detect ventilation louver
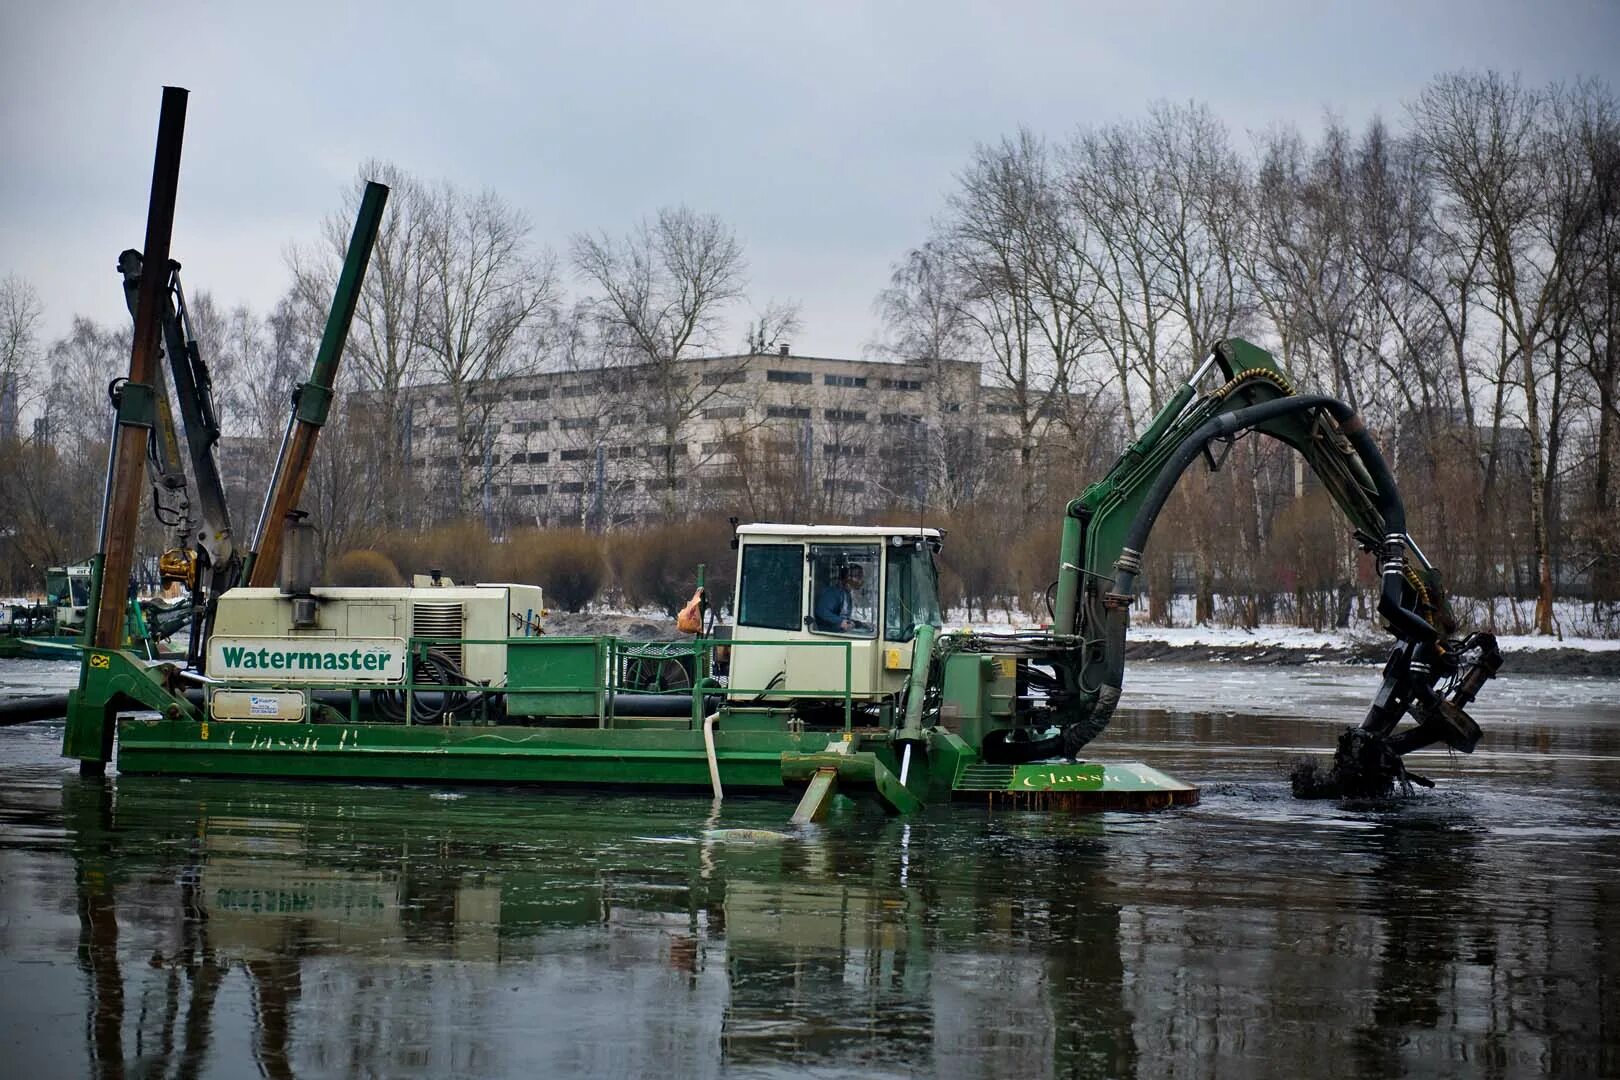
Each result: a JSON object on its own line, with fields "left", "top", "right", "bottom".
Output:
{"left": 411, "top": 602, "right": 464, "bottom": 670}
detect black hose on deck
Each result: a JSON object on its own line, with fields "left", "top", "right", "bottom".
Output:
{"left": 0, "top": 694, "right": 70, "bottom": 726}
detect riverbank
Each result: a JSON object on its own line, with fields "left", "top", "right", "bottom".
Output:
{"left": 1121, "top": 638, "right": 1620, "bottom": 676}
{"left": 542, "top": 611, "right": 1620, "bottom": 677}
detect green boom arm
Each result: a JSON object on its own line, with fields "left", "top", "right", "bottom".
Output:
{"left": 971, "top": 339, "right": 1499, "bottom": 789}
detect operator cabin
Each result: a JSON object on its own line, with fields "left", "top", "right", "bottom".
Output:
{"left": 728, "top": 524, "right": 944, "bottom": 704}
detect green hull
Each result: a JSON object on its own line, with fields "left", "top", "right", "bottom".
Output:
{"left": 78, "top": 644, "right": 1199, "bottom": 813}
{"left": 117, "top": 717, "right": 823, "bottom": 792}
{"left": 115, "top": 716, "right": 1199, "bottom": 811}
{"left": 0, "top": 634, "right": 81, "bottom": 660}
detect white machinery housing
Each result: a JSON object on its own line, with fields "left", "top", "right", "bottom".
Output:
{"left": 211, "top": 584, "right": 545, "bottom": 684}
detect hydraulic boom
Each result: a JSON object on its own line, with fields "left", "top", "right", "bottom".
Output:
{"left": 955, "top": 339, "right": 1501, "bottom": 795}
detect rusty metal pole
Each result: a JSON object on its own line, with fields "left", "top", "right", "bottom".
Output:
{"left": 245, "top": 180, "right": 388, "bottom": 588}
{"left": 91, "top": 86, "right": 188, "bottom": 650}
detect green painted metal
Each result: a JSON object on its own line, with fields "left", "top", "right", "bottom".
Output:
{"left": 64, "top": 617, "right": 1201, "bottom": 813}
{"left": 506, "top": 636, "right": 606, "bottom": 717}
{"left": 898, "top": 622, "right": 935, "bottom": 743}
{"left": 117, "top": 715, "right": 820, "bottom": 791}
{"left": 62, "top": 649, "right": 201, "bottom": 765}
{"left": 1003, "top": 763, "right": 1106, "bottom": 791}
{"left": 951, "top": 760, "right": 1198, "bottom": 808}
{"left": 779, "top": 748, "right": 923, "bottom": 815}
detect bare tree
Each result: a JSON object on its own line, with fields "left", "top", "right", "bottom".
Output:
{"left": 570, "top": 206, "right": 748, "bottom": 517}
{"left": 875, "top": 242, "right": 985, "bottom": 512}
{"left": 419, "top": 184, "right": 557, "bottom": 522}
{"left": 0, "top": 276, "right": 43, "bottom": 444}
{"left": 1411, "top": 73, "right": 1599, "bottom": 633}
{"left": 289, "top": 161, "right": 434, "bottom": 529}
{"left": 934, "top": 130, "right": 1093, "bottom": 515}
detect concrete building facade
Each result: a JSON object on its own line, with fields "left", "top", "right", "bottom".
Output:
{"left": 393, "top": 348, "right": 1052, "bottom": 527}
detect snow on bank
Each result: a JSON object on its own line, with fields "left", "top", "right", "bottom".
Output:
{"left": 942, "top": 595, "right": 1620, "bottom": 653}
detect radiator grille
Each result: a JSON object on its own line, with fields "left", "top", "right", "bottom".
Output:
{"left": 411, "top": 602, "right": 464, "bottom": 669}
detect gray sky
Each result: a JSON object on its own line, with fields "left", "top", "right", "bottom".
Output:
{"left": 4, "top": 0, "right": 1617, "bottom": 361}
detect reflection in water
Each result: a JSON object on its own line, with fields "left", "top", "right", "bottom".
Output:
{"left": 0, "top": 687, "right": 1614, "bottom": 1078}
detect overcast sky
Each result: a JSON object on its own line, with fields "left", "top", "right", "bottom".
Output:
{"left": 4, "top": 1, "right": 1617, "bottom": 361}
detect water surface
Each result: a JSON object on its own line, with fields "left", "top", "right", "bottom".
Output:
{"left": 1, "top": 660, "right": 1616, "bottom": 1078}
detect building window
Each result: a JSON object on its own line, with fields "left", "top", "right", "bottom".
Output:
{"left": 767, "top": 370, "right": 813, "bottom": 385}
{"left": 825, "top": 408, "right": 866, "bottom": 424}
{"left": 560, "top": 417, "right": 597, "bottom": 431}
{"left": 644, "top": 443, "right": 687, "bottom": 459}
{"left": 824, "top": 374, "right": 868, "bottom": 388}
{"left": 881, "top": 377, "right": 924, "bottom": 391}
{"left": 702, "top": 370, "right": 748, "bottom": 386}
{"left": 881, "top": 412, "right": 922, "bottom": 426}
{"left": 985, "top": 403, "right": 1019, "bottom": 416}
{"left": 560, "top": 448, "right": 590, "bottom": 462}
{"left": 821, "top": 479, "right": 867, "bottom": 493}
{"left": 560, "top": 384, "right": 592, "bottom": 397}
{"left": 703, "top": 405, "right": 746, "bottom": 420}
{"left": 823, "top": 444, "right": 865, "bottom": 458}
{"left": 511, "top": 419, "right": 549, "bottom": 434}
{"left": 514, "top": 450, "right": 549, "bottom": 464}
{"left": 766, "top": 405, "right": 811, "bottom": 420}
{"left": 511, "top": 483, "right": 550, "bottom": 496}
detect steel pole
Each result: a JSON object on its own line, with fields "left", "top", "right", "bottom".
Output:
{"left": 247, "top": 180, "right": 388, "bottom": 587}
{"left": 92, "top": 86, "right": 187, "bottom": 649}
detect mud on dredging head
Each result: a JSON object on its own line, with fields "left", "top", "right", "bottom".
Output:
{"left": 1290, "top": 727, "right": 1433, "bottom": 799}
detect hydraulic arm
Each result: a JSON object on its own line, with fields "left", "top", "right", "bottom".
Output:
{"left": 115, "top": 249, "right": 237, "bottom": 666}
{"left": 963, "top": 339, "right": 1500, "bottom": 794}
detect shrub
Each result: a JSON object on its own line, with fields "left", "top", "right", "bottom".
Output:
{"left": 502, "top": 528, "right": 606, "bottom": 612}
{"left": 327, "top": 549, "right": 404, "bottom": 587}
{"left": 607, "top": 520, "right": 735, "bottom": 615}
{"left": 375, "top": 522, "right": 497, "bottom": 586}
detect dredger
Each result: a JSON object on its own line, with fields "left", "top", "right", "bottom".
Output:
{"left": 56, "top": 88, "right": 1504, "bottom": 816}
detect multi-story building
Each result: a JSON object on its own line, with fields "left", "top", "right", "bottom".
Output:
{"left": 392, "top": 347, "right": 1081, "bottom": 528}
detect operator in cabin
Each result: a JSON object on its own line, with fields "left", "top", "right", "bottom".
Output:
{"left": 815, "top": 563, "right": 872, "bottom": 635}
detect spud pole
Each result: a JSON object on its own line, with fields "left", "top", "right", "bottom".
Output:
{"left": 244, "top": 180, "right": 388, "bottom": 587}
{"left": 89, "top": 86, "right": 188, "bottom": 651}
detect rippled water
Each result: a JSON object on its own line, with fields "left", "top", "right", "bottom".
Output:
{"left": 1, "top": 660, "right": 1617, "bottom": 1078}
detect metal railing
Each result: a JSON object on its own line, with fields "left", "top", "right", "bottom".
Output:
{"left": 306, "top": 634, "right": 862, "bottom": 732}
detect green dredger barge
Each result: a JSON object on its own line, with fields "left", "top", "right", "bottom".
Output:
{"left": 56, "top": 89, "right": 1501, "bottom": 814}
{"left": 65, "top": 333, "right": 1501, "bottom": 817}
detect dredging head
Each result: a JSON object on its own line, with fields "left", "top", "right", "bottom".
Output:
{"left": 1290, "top": 728, "right": 1434, "bottom": 799}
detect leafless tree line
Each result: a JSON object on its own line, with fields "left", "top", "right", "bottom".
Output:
{"left": 0, "top": 161, "right": 798, "bottom": 586}
{"left": 879, "top": 73, "right": 1619, "bottom": 633}
{"left": 0, "top": 70, "right": 1614, "bottom": 637}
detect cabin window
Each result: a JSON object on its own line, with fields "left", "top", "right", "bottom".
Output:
{"left": 884, "top": 542, "right": 943, "bottom": 642}
{"left": 738, "top": 544, "right": 803, "bottom": 632}
{"left": 808, "top": 544, "right": 879, "bottom": 637}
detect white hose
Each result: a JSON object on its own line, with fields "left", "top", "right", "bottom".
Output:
{"left": 899, "top": 742, "right": 913, "bottom": 787}
{"left": 703, "top": 711, "right": 723, "bottom": 801}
